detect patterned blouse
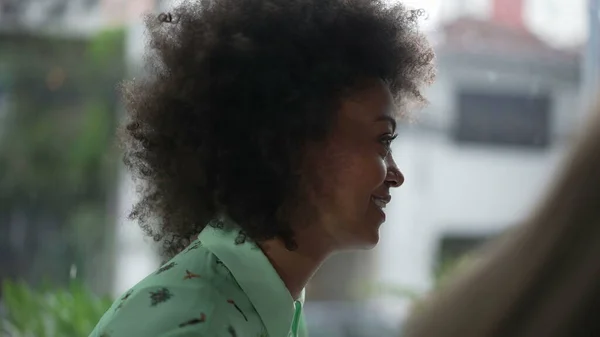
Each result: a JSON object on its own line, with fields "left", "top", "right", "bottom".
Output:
{"left": 89, "top": 221, "right": 307, "bottom": 337}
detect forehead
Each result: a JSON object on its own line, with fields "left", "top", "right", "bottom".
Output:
{"left": 337, "top": 80, "right": 396, "bottom": 126}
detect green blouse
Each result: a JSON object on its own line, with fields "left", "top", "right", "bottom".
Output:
{"left": 89, "top": 221, "right": 307, "bottom": 337}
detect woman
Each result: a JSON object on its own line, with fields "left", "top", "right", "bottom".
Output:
{"left": 89, "top": 0, "right": 435, "bottom": 336}
{"left": 402, "top": 108, "right": 600, "bottom": 337}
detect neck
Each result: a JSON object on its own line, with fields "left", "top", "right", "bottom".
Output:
{"left": 260, "top": 230, "right": 331, "bottom": 300}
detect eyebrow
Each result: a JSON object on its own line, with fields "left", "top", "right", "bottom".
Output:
{"left": 376, "top": 115, "right": 397, "bottom": 132}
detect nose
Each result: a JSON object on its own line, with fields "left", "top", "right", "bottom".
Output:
{"left": 385, "top": 155, "right": 404, "bottom": 188}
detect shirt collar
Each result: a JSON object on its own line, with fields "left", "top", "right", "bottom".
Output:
{"left": 199, "top": 220, "right": 305, "bottom": 337}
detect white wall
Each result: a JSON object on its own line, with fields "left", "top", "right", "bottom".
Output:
{"left": 112, "top": 172, "right": 160, "bottom": 298}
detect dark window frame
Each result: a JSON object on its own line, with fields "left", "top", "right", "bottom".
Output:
{"left": 453, "top": 91, "right": 552, "bottom": 148}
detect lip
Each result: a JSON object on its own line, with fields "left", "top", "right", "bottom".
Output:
{"left": 371, "top": 201, "right": 386, "bottom": 221}
{"left": 370, "top": 194, "right": 391, "bottom": 222}
{"left": 371, "top": 194, "right": 391, "bottom": 205}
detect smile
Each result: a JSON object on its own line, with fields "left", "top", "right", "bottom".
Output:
{"left": 371, "top": 196, "right": 390, "bottom": 209}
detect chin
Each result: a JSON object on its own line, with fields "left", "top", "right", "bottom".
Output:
{"left": 360, "top": 233, "right": 380, "bottom": 249}
{"left": 343, "top": 227, "right": 380, "bottom": 250}
{"left": 331, "top": 217, "right": 382, "bottom": 250}
{"left": 342, "top": 240, "right": 379, "bottom": 251}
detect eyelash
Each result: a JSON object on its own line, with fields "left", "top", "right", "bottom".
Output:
{"left": 379, "top": 133, "right": 398, "bottom": 154}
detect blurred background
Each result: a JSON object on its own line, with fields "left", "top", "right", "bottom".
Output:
{"left": 0, "top": 0, "right": 596, "bottom": 336}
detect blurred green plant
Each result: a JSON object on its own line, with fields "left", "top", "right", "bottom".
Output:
{"left": 0, "top": 279, "right": 112, "bottom": 337}
{"left": 0, "top": 28, "right": 126, "bottom": 293}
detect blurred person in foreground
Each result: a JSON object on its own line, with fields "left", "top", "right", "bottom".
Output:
{"left": 89, "top": 0, "right": 435, "bottom": 336}
{"left": 402, "top": 107, "right": 600, "bottom": 337}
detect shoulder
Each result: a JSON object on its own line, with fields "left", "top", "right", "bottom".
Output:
{"left": 91, "top": 242, "right": 244, "bottom": 337}
{"left": 94, "top": 283, "right": 234, "bottom": 337}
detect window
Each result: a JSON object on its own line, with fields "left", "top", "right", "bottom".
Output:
{"left": 453, "top": 92, "right": 551, "bottom": 148}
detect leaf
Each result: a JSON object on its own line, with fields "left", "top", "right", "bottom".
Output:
{"left": 1, "top": 280, "right": 113, "bottom": 337}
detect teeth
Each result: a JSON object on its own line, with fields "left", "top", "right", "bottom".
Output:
{"left": 372, "top": 198, "right": 387, "bottom": 209}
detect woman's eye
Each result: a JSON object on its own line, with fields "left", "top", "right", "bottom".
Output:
{"left": 379, "top": 133, "right": 398, "bottom": 154}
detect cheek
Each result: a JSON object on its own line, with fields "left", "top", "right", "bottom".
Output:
{"left": 302, "top": 151, "right": 355, "bottom": 201}
{"left": 302, "top": 143, "right": 386, "bottom": 206}
{"left": 347, "top": 145, "right": 387, "bottom": 180}
{"left": 334, "top": 153, "right": 387, "bottom": 197}
{"left": 372, "top": 156, "right": 388, "bottom": 184}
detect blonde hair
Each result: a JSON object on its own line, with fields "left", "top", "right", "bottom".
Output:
{"left": 403, "top": 108, "right": 600, "bottom": 337}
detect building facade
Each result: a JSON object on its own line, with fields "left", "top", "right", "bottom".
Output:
{"left": 377, "top": 0, "right": 581, "bottom": 301}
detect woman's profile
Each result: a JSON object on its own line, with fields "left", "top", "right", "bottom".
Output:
{"left": 89, "top": 0, "right": 435, "bottom": 336}
{"left": 402, "top": 108, "right": 600, "bottom": 337}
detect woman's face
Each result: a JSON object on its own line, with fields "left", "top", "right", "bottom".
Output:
{"left": 301, "top": 80, "right": 404, "bottom": 251}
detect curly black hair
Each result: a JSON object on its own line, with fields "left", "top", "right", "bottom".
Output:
{"left": 121, "top": 0, "right": 435, "bottom": 257}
